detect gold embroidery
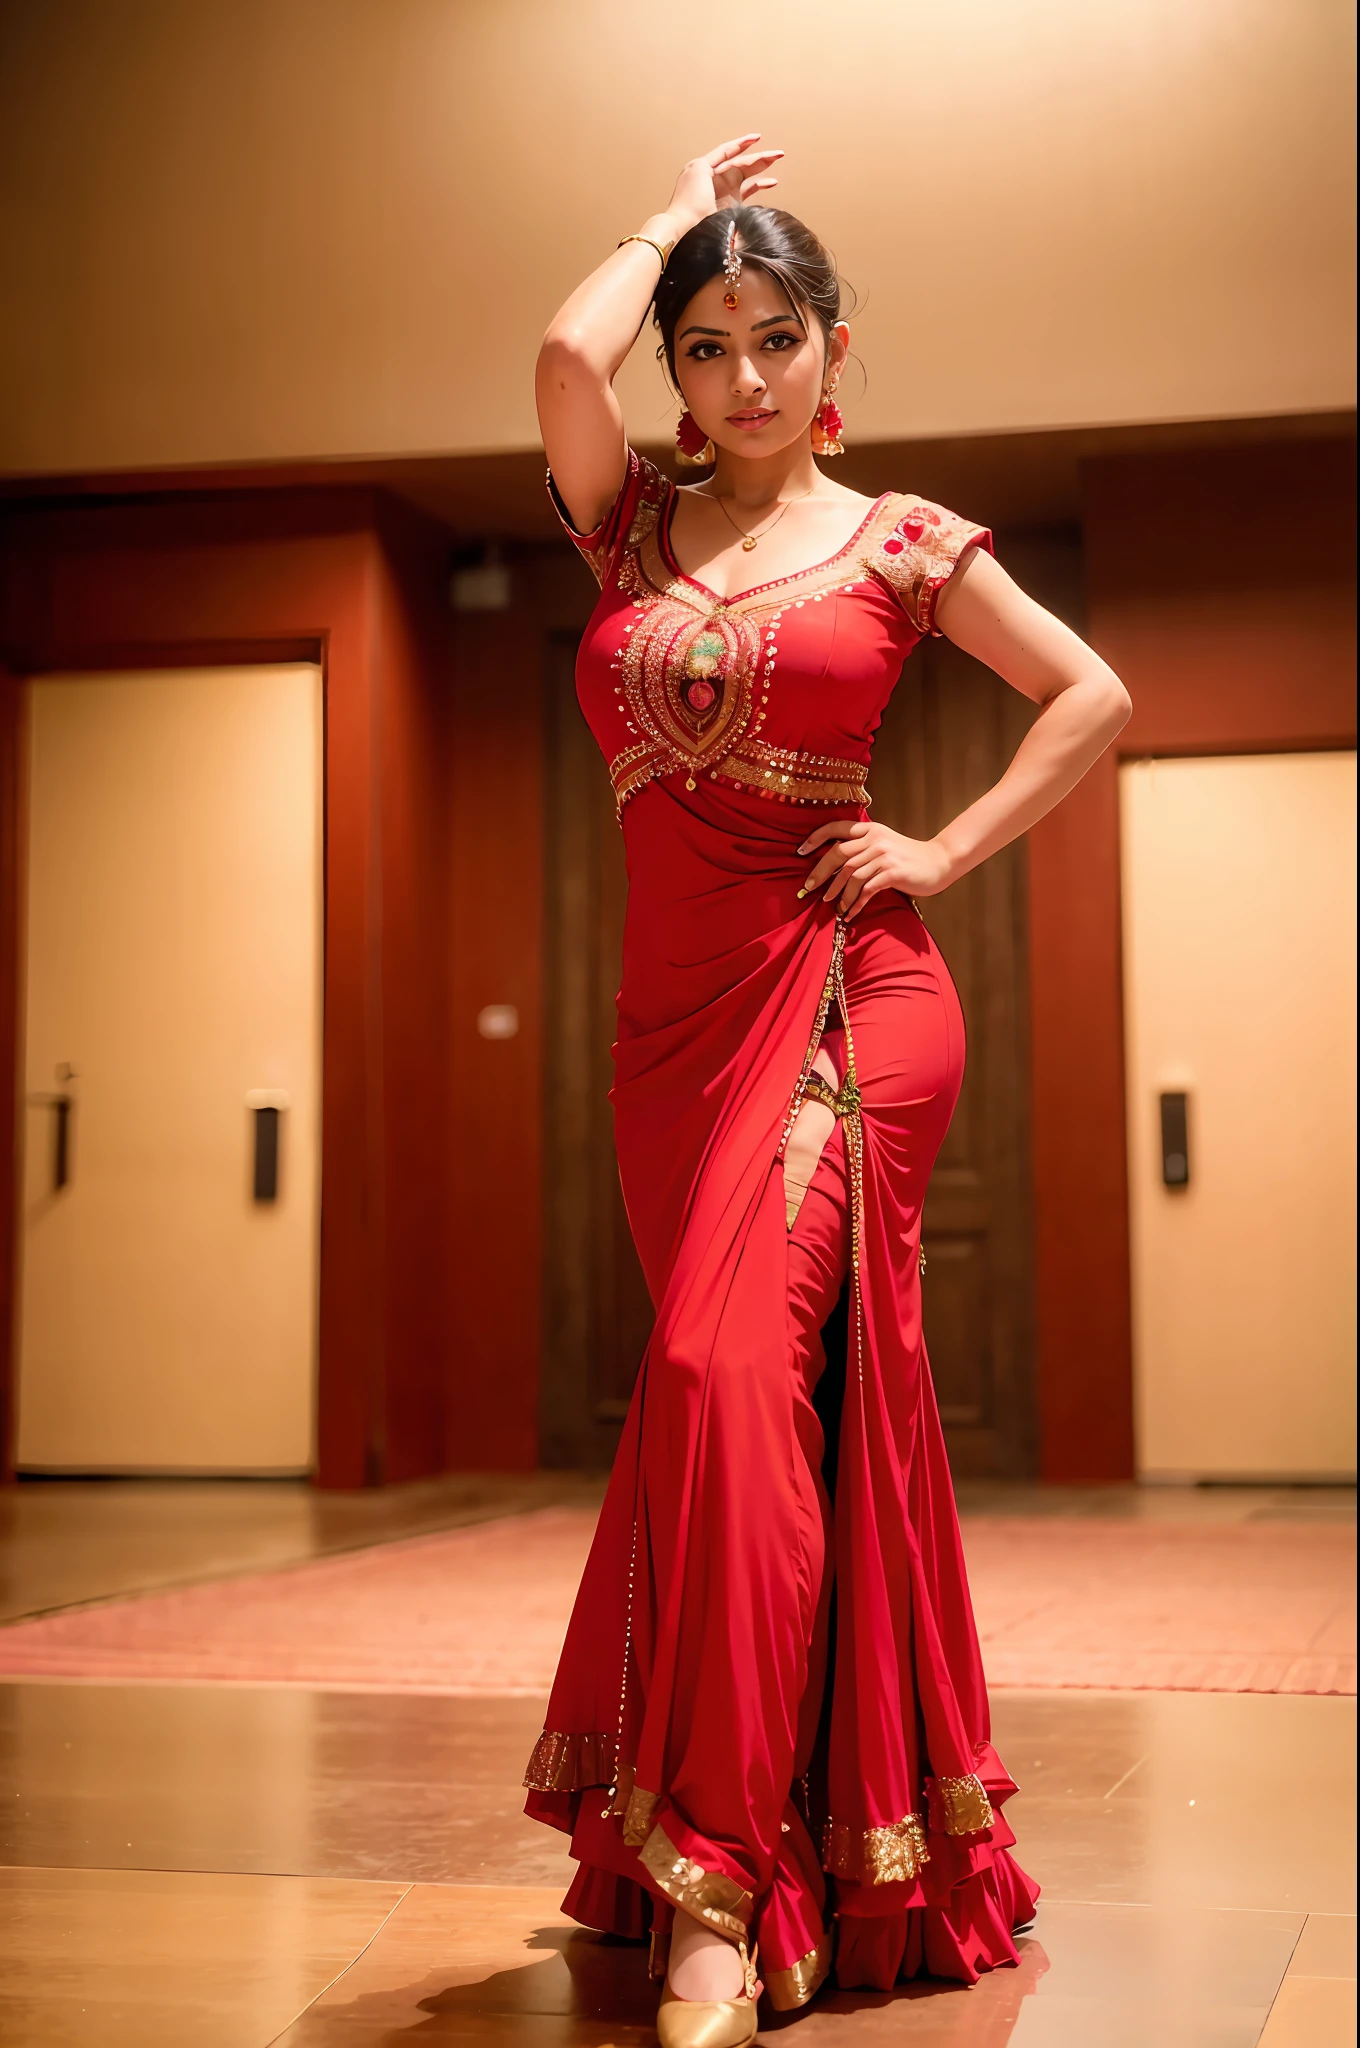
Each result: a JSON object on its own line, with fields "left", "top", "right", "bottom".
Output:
{"left": 801, "top": 1069, "right": 862, "bottom": 1119}
{"left": 584, "top": 473, "right": 982, "bottom": 816}
{"left": 714, "top": 737, "right": 870, "bottom": 808}
{"left": 621, "top": 1781, "right": 661, "bottom": 1848}
{"left": 625, "top": 468, "right": 666, "bottom": 549}
{"left": 610, "top": 588, "right": 764, "bottom": 811}
{"left": 639, "top": 1823, "right": 754, "bottom": 1943}
{"left": 927, "top": 1772, "right": 996, "bottom": 1836}
{"left": 600, "top": 485, "right": 908, "bottom": 818}
{"left": 522, "top": 1728, "right": 618, "bottom": 1793}
{"left": 870, "top": 497, "right": 989, "bottom": 636}
{"left": 765, "top": 1934, "right": 833, "bottom": 2011}
{"left": 629, "top": 490, "right": 903, "bottom": 619}
{"left": 821, "top": 1811, "right": 931, "bottom": 1885}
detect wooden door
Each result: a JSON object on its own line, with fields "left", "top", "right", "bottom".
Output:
{"left": 541, "top": 527, "right": 1055, "bottom": 1474}
{"left": 871, "top": 628, "right": 1038, "bottom": 1476}
{"left": 17, "top": 665, "right": 322, "bottom": 1474}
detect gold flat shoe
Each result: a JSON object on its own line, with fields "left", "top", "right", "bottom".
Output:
{"left": 655, "top": 1940, "right": 759, "bottom": 2048}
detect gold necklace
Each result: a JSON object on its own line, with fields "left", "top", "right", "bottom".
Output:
{"left": 713, "top": 486, "right": 814, "bottom": 553}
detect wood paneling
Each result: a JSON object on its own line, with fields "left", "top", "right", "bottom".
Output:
{"left": 871, "top": 608, "right": 1042, "bottom": 1477}
{"left": 444, "top": 606, "right": 545, "bottom": 1474}
{"left": 0, "top": 665, "right": 21, "bottom": 1482}
{"left": 1028, "top": 750, "right": 1133, "bottom": 1480}
{"left": 540, "top": 636, "right": 651, "bottom": 1469}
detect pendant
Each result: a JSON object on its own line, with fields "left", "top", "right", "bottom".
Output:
{"left": 741, "top": 536, "right": 757, "bottom": 552}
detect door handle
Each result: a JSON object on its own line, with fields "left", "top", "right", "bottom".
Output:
{"left": 1159, "top": 1091, "right": 1190, "bottom": 1189}
{"left": 245, "top": 1089, "right": 289, "bottom": 1203}
{"left": 26, "top": 1089, "right": 74, "bottom": 1193}
{"left": 52, "top": 1096, "right": 72, "bottom": 1191}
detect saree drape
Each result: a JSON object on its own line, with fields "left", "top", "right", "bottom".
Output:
{"left": 524, "top": 455, "right": 1038, "bottom": 2008}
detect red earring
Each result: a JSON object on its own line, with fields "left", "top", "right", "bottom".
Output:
{"left": 676, "top": 409, "right": 715, "bottom": 466}
{"left": 811, "top": 390, "right": 845, "bottom": 458}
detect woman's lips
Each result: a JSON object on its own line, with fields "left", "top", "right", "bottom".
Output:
{"left": 727, "top": 409, "right": 778, "bottom": 430}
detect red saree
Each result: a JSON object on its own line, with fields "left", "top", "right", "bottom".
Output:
{"left": 524, "top": 453, "right": 1038, "bottom": 2011}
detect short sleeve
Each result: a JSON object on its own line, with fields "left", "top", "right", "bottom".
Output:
{"left": 870, "top": 497, "right": 993, "bottom": 637}
{"left": 547, "top": 447, "right": 667, "bottom": 589}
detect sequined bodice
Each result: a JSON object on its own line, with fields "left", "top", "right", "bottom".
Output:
{"left": 555, "top": 454, "right": 990, "bottom": 819}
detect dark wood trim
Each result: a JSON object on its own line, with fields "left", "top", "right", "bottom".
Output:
{"left": 1028, "top": 754, "right": 1134, "bottom": 1480}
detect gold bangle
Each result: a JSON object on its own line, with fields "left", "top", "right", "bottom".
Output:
{"left": 617, "top": 232, "right": 672, "bottom": 268}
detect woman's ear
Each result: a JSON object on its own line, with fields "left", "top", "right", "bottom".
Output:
{"left": 829, "top": 321, "right": 851, "bottom": 380}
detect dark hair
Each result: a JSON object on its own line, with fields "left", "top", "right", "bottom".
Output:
{"left": 653, "top": 204, "right": 846, "bottom": 383}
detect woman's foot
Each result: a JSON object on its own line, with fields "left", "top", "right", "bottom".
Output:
{"left": 666, "top": 1910, "right": 747, "bottom": 2001}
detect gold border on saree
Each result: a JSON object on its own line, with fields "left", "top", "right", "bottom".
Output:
{"left": 765, "top": 1932, "right": 833, "bottom": 2010}
{"left": 821, "top": 1811, "right": 931, "bottom": 1885}
{"left": 927, "top": 1771, "right": 996, "bottom": 1836}
{"left": 522, "top": 1727, "right": 618, "bottom": 1793}
{"left": 639, "top": 1822, "right": 754, "bottom": 1944}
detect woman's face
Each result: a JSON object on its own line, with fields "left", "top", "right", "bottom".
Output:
{"left": 672, "top": 271, "right": 849, "bottom": 463}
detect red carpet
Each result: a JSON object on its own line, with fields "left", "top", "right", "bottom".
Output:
{"left": 0, "top": 1507, "right": 1352, "bottom": 1696}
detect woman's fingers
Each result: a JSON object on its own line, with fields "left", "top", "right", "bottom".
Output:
{"left": 703, "top": 133, "right": 762, "bottom": 168}
{"left": 727, "top": 155, "right": 784, "bottom": 187}
{"left": 801, "top": 828, "right": 874, "bottom": 894}
{"left": 715, "top": 153, "right": 783, "bottom": 203}
{"left": 798, "top": 819, "right": 860, "bottom": 855}
{"left": 846, "top": 873, "right": 891, "bottom": 919}
{"left": 800, "top": 850, "right": 847, "bottom": 893}
{"left": 823, "top": 853, "right": 873, "bottom": 903}
{"left": 825, "top": 852, "right": 883, "bottom": 905}
{"left": 742, "top": 177, "right": 780, "bottom": 198}
{"left": 798, "top": 815, "right": 860, "bottom": 864}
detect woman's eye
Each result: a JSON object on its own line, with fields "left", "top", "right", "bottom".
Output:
{"left": 686, "top": 342, "right": 723, "bottom": 361}
{"left": 763, "top": 333, "right": 800, "bottom": 351}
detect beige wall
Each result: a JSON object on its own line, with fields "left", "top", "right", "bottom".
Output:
{"left": 0, "top": 0, "right": 1353, "bottom": 477}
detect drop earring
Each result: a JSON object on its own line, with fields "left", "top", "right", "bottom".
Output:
{"left": 675, "top": 409, "right": 715, "bottom": 466}
{"left": 811, "top": 386, "right": 845, "bottom": 458}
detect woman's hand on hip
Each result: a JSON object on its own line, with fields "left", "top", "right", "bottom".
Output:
{"left": 797, "top": 820, "right": 955, "bottom": 916}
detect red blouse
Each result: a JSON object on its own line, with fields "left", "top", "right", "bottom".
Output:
{"left": 554, "top": 451, "right": 992, "bottom": 816}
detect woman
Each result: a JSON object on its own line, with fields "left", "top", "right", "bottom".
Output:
{"left": 524, "top": 136, "right": 1130, "bottom": 2046}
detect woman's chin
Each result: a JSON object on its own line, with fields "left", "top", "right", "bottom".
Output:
{"left": 711, "top": 429, "right": 804, "bottom": 462}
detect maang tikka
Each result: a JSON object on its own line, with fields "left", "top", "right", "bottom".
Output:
{"left": 722, "top": 219, "right": 742, "bottom": 309}
{"left": 675, "top": 220, "right": 740, "bottom": 465}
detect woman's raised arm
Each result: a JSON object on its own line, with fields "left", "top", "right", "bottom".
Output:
{"left": 536, "top": 136, "right": 783, "bottom": 535}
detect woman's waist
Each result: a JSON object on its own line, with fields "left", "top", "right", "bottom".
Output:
{"left": 622, "top": 771, "right": 864, "bottom": 872}
{"left": 618, "top": 885, "right": 929, "bottom": 1043}
{"left": 605, "top": 731, "right": 872, "bottom": 819}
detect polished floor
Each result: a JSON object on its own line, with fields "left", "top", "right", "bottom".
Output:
{"left": 1, "top": 1478, "right": 1355, "bottom": 2044}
